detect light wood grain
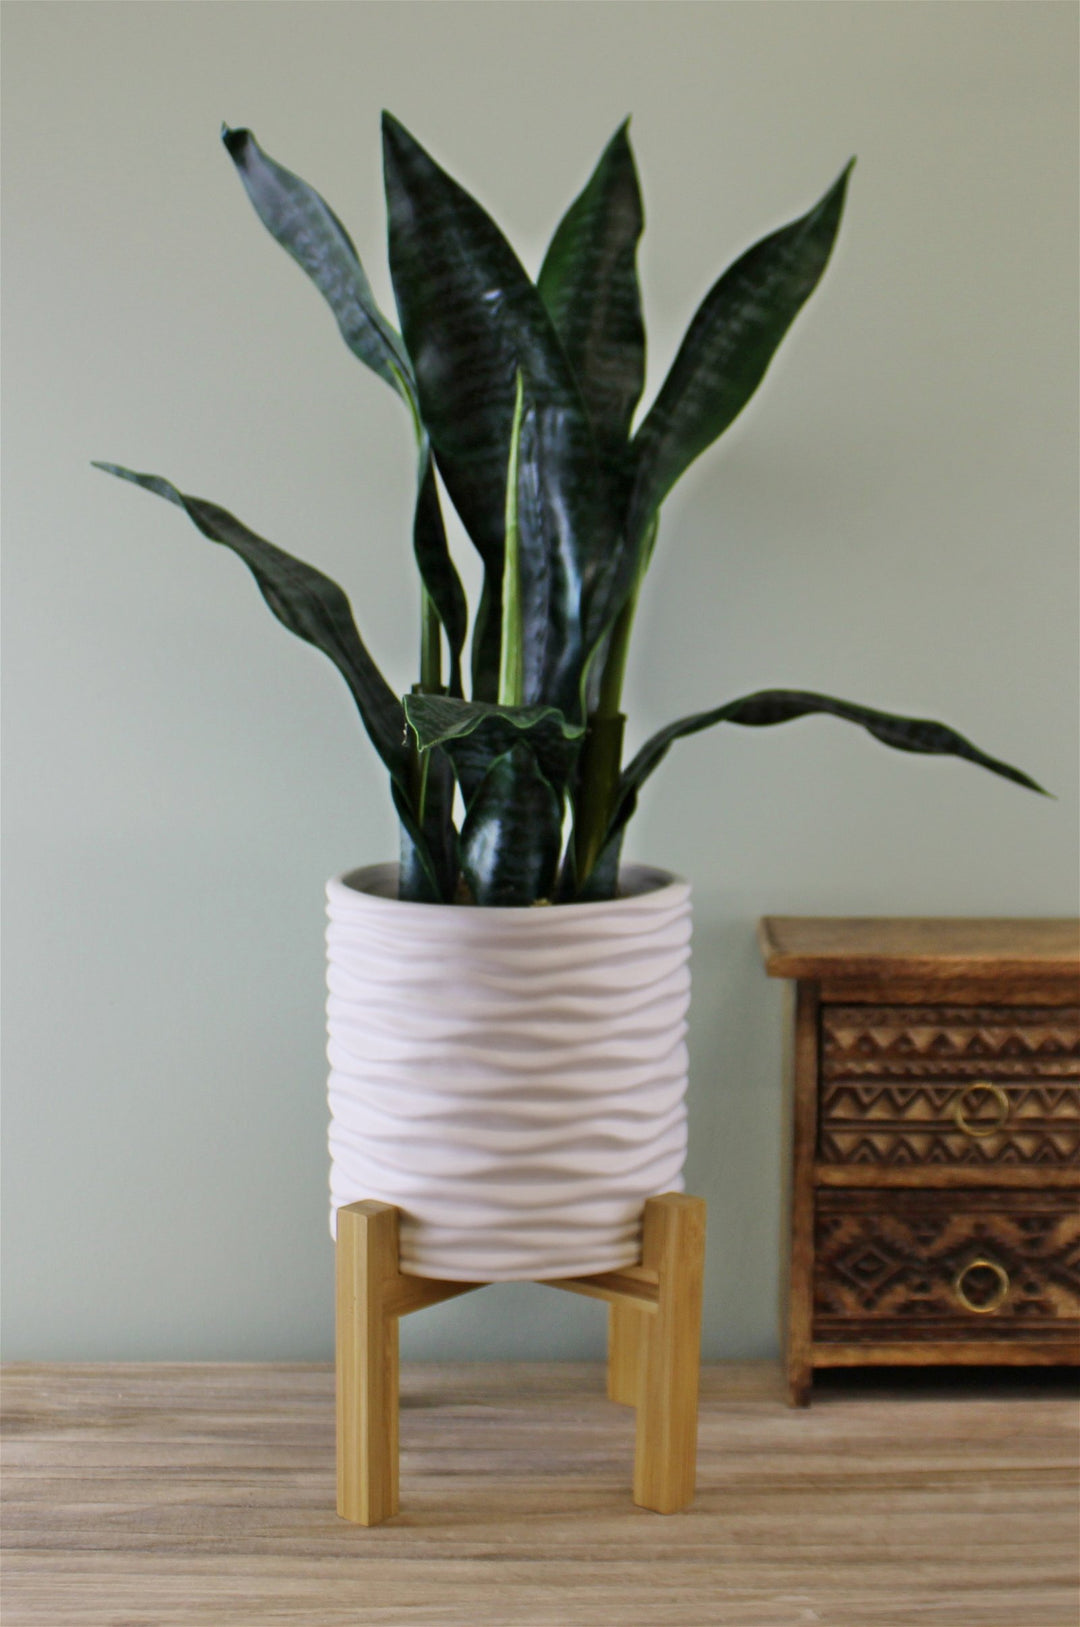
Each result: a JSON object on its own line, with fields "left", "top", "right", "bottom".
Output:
{"left": 3, "top": 1362, "right": 1077, "bottom": 1626}
{"left": 335, "top": 1195, "right": 704, "bottom": 1522}
{"left": 634, "top": 1193, "right": 706, "bottom": 1512}
{"left": 336, "top": 1200, "right": 493, "bottom": 1525}
{"left": 759, "top": 916, "right": 1080, "bottom": 983}
{"left": 607, "top": 1300, "right": 645, "bottom": 1405}
{"left": 542, "top": 1262, "right": 661, "bottom": 1307}
{"left": 335, "top": 1200, "right": 400, "bottom": 1524}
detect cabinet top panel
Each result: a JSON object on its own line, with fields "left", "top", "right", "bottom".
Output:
{"left": 758, "top": 917, "right": 1079, "bottom": 982}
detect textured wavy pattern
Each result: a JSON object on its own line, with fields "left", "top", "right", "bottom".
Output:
{"left": 326, "top": 863, "right": 692, "bottom": 1279}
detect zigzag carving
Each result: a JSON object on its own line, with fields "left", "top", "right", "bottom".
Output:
{"left": 818, "top": 1075, "right": 1079, "bottom": 1166}
{"left": 819, "top": 1129, "right": 1078, "bottom": 1166}
{"left": 821, "top": 1006, "right": 1080, "bottom": 1082}
{"left": 823, "top": 1082, "right": 1080, "bottom": 1117}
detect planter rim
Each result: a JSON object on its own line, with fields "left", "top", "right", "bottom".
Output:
{"left": 329, "top": 861, "right": 688, "bottom": 921}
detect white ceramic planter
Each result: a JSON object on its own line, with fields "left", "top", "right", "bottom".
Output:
{"left": 326, "top": 862, "right": 692, "bottom": 1280}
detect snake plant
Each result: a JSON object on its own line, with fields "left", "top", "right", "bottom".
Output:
{"left": 95, "top": 115, "right": 1043, "bottom": 905}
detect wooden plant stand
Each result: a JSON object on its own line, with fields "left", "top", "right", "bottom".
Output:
{"left": 335, "top": 1192, "right": 706, "bottom": 1525}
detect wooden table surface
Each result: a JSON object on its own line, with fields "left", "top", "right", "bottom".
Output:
{"left": 3, "top": 1362, "right": 1077, "bottom": 1626}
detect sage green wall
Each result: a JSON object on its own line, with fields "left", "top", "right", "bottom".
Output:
{"left": 3, "top": 1, "right": 1076, "bottom": 1361}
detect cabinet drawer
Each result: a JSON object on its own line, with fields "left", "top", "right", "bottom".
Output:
{"left": 819, "top": 1005, "right": 1080, "bottom": 1167}
{"left": 813, "top": 1189, "right": 1080, "bottom": 1343}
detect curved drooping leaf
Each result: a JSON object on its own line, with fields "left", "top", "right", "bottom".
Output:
{"left": 92, "top": 462, "right": 411, "bottom": 784}
{"left": 222, "top": 125, "right": 414, "bottom": 400}
{"left": 382, "top": 112, "right": 617, "bottom": 711}
{"left": 602, "top": 687, "right": 1047, "bottom": 852}
{"left": 460, "top": 744, "right": 563, "bottom": 906}
{"left": 94, "top": 460, "right": 456, "bottom": 894}
{"left": 538, "top": 119, "right": 645, "bottom": 455}
{"left": 404, "top": 694, "right": 583, "bottom": 754}
{"left": 404, "top": 693, "right": 583, "bottom": 806}
{"left": 627, "top": 162, "right": 855, "bottom": 547}
{"left": 222, "top": 125, "right": 467, "bottom": 700}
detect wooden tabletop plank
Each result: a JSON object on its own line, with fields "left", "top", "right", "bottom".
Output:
{"left": 758, "top": 916, "right": 1080, "bottom": 981}
{"left": 3, "top": 1361, "right": 1077, "bottom": 1626}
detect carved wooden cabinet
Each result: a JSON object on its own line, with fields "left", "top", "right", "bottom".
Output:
{"left": 759, "top": 919, "right": 1080, "bottom": 1404}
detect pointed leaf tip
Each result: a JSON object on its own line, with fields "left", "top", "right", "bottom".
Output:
{"left": 627, "top": 158, "right": 856, "bottom": 542}
{"left": 380, "top": 110, "right": 410, "bottom": 155}
{"left": 837, "top": 156, "right": 856, "bottom": 193}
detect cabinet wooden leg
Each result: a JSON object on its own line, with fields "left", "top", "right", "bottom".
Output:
{"left": 335, "top": 1200, "right": 400, "bottom": 1525}
{"left": 633, "top": 1193, "right": 707, "bottom": 1514}
{"left": 787, "top": 1360, "right": 813, "bottom": 1408}
{"left": 607, "top": 1300, "right": 645, "bottom": 1405}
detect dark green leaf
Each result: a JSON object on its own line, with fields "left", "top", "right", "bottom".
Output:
{"left": 404, "top": 693, "right": 583, "bottom": 806}
{"left": 388, "top": 778, "right": 447, "bottom": 903}
{"left": 571, "top": 828, "right": 624, "bottom": 902}
{"left": 397, "top": 818, "right": 436, "bottom": 900}
{"left": 460, "top": 744, "right": 562, "bottom": 906}
{"left": 382, "top": 113, "right": 617, "bottom": 713}
{"left": 605, "top": 687, "right": 1047, "bottom": 849}
{"left": 557, "top": 819, "right": 625, "bottom": 903}
{"left": 398, "top": 812, "right": 440, "bottom": 903}
{"left": 92, "top": 462, "right": 411, "bottom": 785}
{"left": 498, "top": 373, "right": 527, "bottom": 706}
{"left": 222, "top": 128, "right": 467, "bottom": 696}
{"left": 538, "top": 119, "right": 645, "bottom": 454}
{"left": 627, "top": 162, "right": 854, "bottom": 545}
{"left": 569, "top": 710, "right": 625, "bottom": 893}
{"left": 222, "top": 125, "right": 414, "bottom": 402}
{"left": 393, "top": 748, "right": 459, "bottom": 903}
{"left": 507, "top": 383, "right": 600, "bottom": 713}
{"left": 413, "top": 440, "right": 466, "bottom": 696}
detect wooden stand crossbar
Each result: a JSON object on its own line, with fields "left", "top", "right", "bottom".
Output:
{"left": 335, "top": 1192, "right": 707, "bottom": 1524}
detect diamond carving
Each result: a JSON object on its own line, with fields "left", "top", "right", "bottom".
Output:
{"left": 814, "top": 1192, "right": 1080, "bottom": 1339}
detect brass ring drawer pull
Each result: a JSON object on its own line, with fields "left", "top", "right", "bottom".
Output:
{"left": 953, "top": 1257, "right": 1011, "bottom": 1315}
{"left": 953, "top": 1081, "right": 1010, "bottom": 1138}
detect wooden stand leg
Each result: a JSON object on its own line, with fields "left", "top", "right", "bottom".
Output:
{"left": 633, "top": 1193, "right": 707, "bottom": 1514}
{"left": 336, "top": 1200, "right": 400, "bottom": 1525}
{"left": 334, "top": 1194, "right": 706, "bottom": 1521}
{"left": 607, "top": 1300, "right": 646, "bottom": 1405}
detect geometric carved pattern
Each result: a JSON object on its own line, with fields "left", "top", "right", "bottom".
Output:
{"left": 814, "top": 1189, "right": 1080, "bottom": 1343}
{"left": 819, "top": 1006, "right": 1080, "bottom": 1167}
{"left": 821, "top": 1006, "right": 1080, "bottom": 1080}
{"left": 818, "top": 1082, "right": 1080, "bottom": 1167}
